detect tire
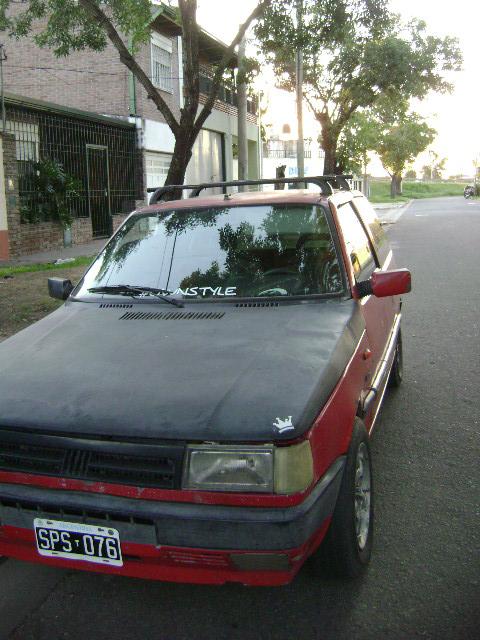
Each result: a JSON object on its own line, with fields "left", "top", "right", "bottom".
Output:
{"left": 388, "top": 328, "right": 403, "bottom": 388}
{"left": 309, "top": 419, "right": 373, "bottom": 578}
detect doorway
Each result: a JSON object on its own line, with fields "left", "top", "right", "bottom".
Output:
{"left": 86, "top": 145, "right": 112, "bottom": 238}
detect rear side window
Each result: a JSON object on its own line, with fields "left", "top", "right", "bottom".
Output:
{"left": 336, "top": 202, "right": 376, "bottom": 281}
{"left": 352, "top": 196, "right": 390, "bottom": 265}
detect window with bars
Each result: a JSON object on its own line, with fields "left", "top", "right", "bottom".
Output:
{"left": 6, "top": 121, "right": 39, "bottom": 162}
{"left": 151, "top": 34, "right": 173, "bottom": 93}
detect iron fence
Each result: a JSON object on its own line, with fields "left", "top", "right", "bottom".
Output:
{"left": 5, "top": 99, "right": 141, "bottom": 235}
{"left": 263, "top": 148, "right": 313, "bottom": 159}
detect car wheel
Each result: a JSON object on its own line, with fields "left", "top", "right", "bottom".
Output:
{"left": 388, "top": 328, "right": 403, "bottom": 388}
{"left": 309, "top": 419, "right": 373, "bottom": 578}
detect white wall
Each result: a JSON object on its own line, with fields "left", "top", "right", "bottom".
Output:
{"left": 141, "top": 119, "right": 175, "bottom": 154}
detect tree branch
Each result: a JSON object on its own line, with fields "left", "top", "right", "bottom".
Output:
{"left": 178, "top": 0, "right": 200, "bottom": 131}
{"left": 305, "top": 95, "right": 320, "bottom": 121}
{"left": 193, "top": 0, "right": 271, "bottom": 135}
{"left": 77, "top": 0, "right": 180, "bottom": 137}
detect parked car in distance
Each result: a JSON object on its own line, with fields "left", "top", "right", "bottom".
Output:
{"left": 0, "top": 175, "right": 411, "bottom": 586}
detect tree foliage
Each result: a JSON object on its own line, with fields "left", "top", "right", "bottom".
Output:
{"left": 255, "top": 0, "right": 462, "bottom": 173}
{"left": 338, "top": 94, "right": 436, "bottom": 197}
{"left": 336, "top": 111, "right": 379, "bottom": 175}
{"left": 378, "top": 115, "right": 435, "bottom": 176}
{"left": 422, "top": 164, "right": 432, "bottom": 181}
{"left": 377, "top": 113, "right": 436, "bottom": 196}
{"left": 1, "top": 0, "right": 270, "bottom": 191}
{"left": 20, "top": 158, "right": 82, "bottom": 227}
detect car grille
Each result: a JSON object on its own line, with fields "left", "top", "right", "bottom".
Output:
{"left": 0, "top": 431, "right": 184, "bottom": 490}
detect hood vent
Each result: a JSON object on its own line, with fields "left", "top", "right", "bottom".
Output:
{"left": 99, "top": 303, "right": 133, "bottom": 309}
{"left": 119, "top": 310, "right": 225, "bottom": 321}
{"left": 235, "top": 302, "right": 279, "bottom": 308}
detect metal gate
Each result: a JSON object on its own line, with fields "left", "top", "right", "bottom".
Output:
{"left": 86, "top": 145, "right": 112, "bottom": 238}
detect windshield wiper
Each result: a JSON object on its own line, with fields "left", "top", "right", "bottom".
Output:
{"left": 88, "top": 284, "right": 184, "bottom": 308}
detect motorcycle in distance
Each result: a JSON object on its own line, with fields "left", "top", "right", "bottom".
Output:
{"left": 464, "top": 185, "right": 475, "bottom": 199}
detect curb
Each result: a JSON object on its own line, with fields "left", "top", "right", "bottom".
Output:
{"left": 375, "top": 200, "right": 413, "bottom": 224}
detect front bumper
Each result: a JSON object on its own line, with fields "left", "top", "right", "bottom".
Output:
{"left": 0, "top": 457, "right": 345, "bottom": 586}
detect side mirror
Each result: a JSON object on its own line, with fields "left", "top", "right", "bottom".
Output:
{"left": 356, "top": 268, "right": 411, "bottom": 299}
{"left": 48, "top": 277, "right": 74, "bottom": 301}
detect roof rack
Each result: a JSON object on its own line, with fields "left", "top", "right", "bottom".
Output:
{"left": 147, "top": 175, "right": 353, "bottom": 205}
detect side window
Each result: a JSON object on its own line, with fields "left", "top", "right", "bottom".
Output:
{"left": 352, "top": 196, "right": 390, "bottom": 265}
{"left": 337, "top": 202, "right": 376, "bottom": 281}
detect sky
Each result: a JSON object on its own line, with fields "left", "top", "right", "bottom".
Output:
{"left": 197, "top": 0, "right": 479, "bottom": 178}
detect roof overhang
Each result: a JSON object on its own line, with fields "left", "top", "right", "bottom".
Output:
{"left": 5, "top": 92, "right": 136, "bottom": 128}
{"left": 150, "top": 4, "right": 238, "bottom": 69}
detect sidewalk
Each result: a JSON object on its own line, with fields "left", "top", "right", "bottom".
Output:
{"left": 0, "top": 238, "right": 106, "bottom": 267}
{"left": 374, "top": 199, "right": 412, "bottom": 224}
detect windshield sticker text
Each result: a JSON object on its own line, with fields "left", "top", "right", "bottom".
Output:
{"left": 173, "top": 286, "right": 237, "bottom": 297}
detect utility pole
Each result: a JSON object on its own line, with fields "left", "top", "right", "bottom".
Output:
{"left": 295, "top": 0, "right": 304, "bottom": 182}
{"left": 0, "top": 44, "right": 7, "bottom": 132}
{"left": 237, "top": 36, "right": 248, "bottom": 190}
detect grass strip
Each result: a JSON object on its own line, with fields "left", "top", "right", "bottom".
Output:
{"left": 0, "top": 255, "right": 93, "bottom": 278}
{"left": 369, "top": 180, "right": 465, "bottom": 203}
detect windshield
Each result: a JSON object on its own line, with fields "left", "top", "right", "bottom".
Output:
{"left": 74, "top": 204, "right": 343, "bottom": 301}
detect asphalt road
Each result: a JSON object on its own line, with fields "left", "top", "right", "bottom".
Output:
{"left": 1, "top": 196, "right": 479, "bottom": 640}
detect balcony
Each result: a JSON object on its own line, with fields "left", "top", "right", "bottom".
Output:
{"left": 199, "top": 73, "right": 257, "bottom": 116}
{"left": 263, "top": 148, "right": 312, "bottom": 159}
{"left": 263, "top": 142, "right": 324, "bottom": 160}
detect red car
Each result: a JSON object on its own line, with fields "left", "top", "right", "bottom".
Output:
{"left": 0, "top": 176, "right": 411, "bottom": 586}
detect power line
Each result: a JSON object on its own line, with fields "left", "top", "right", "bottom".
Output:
{"left": 7, "top": 63, "right": 189, "bottom": 81}
{"left": 7, "top": 64, "right": 125, "bottom": 77}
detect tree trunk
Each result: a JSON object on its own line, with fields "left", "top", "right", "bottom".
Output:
{"left": 320, "top": 123, "right": 339, "bottom": 175}
{"left": 161, "top": 132, "right": 195, "bottom": 200}
{"left": 323, "top": 144, "right": 338, "bottom": 175}
{"left": 390, "top": 173, "right": 402, "bottom": 198}
{"left": 390, "top": 176, "right": 396, "bottom": 198}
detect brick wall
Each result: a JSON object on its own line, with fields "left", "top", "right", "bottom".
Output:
{"left": 4, "top": 5, "right": 130, "bottom": 118}
{"left": 1, "top": 132, "right": 133, "bottom": 259}
{"left": 4, "top": 5, "right": 179, "bottom": 125}
{"left": 3, "top": 133, "right": 65, "bottom": 257}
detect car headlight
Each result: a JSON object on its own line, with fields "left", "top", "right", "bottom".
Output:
{"left": 183, "top": 441, "right": 313, "bottom": 494}
{"left": 183, "top": 445, "right": 274, "bottom": 492}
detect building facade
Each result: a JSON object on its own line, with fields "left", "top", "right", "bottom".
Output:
{"left": 4, "top": 3, "right": 260, "bottom": 207}
{"left": 0, "top": 95, "right": 142, "bottom": 259}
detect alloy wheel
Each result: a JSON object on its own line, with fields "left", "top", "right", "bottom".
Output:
{"left": 354, "top": 442, "right": 372, "bottom": 550}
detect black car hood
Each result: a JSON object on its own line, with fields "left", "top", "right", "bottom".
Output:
{"left": 0, "top": 299, "right": 364, "bottom": 442}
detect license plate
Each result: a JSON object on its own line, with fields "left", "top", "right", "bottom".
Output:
{"left": 34, "top": 518, "right": 123, "bottom": 567}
